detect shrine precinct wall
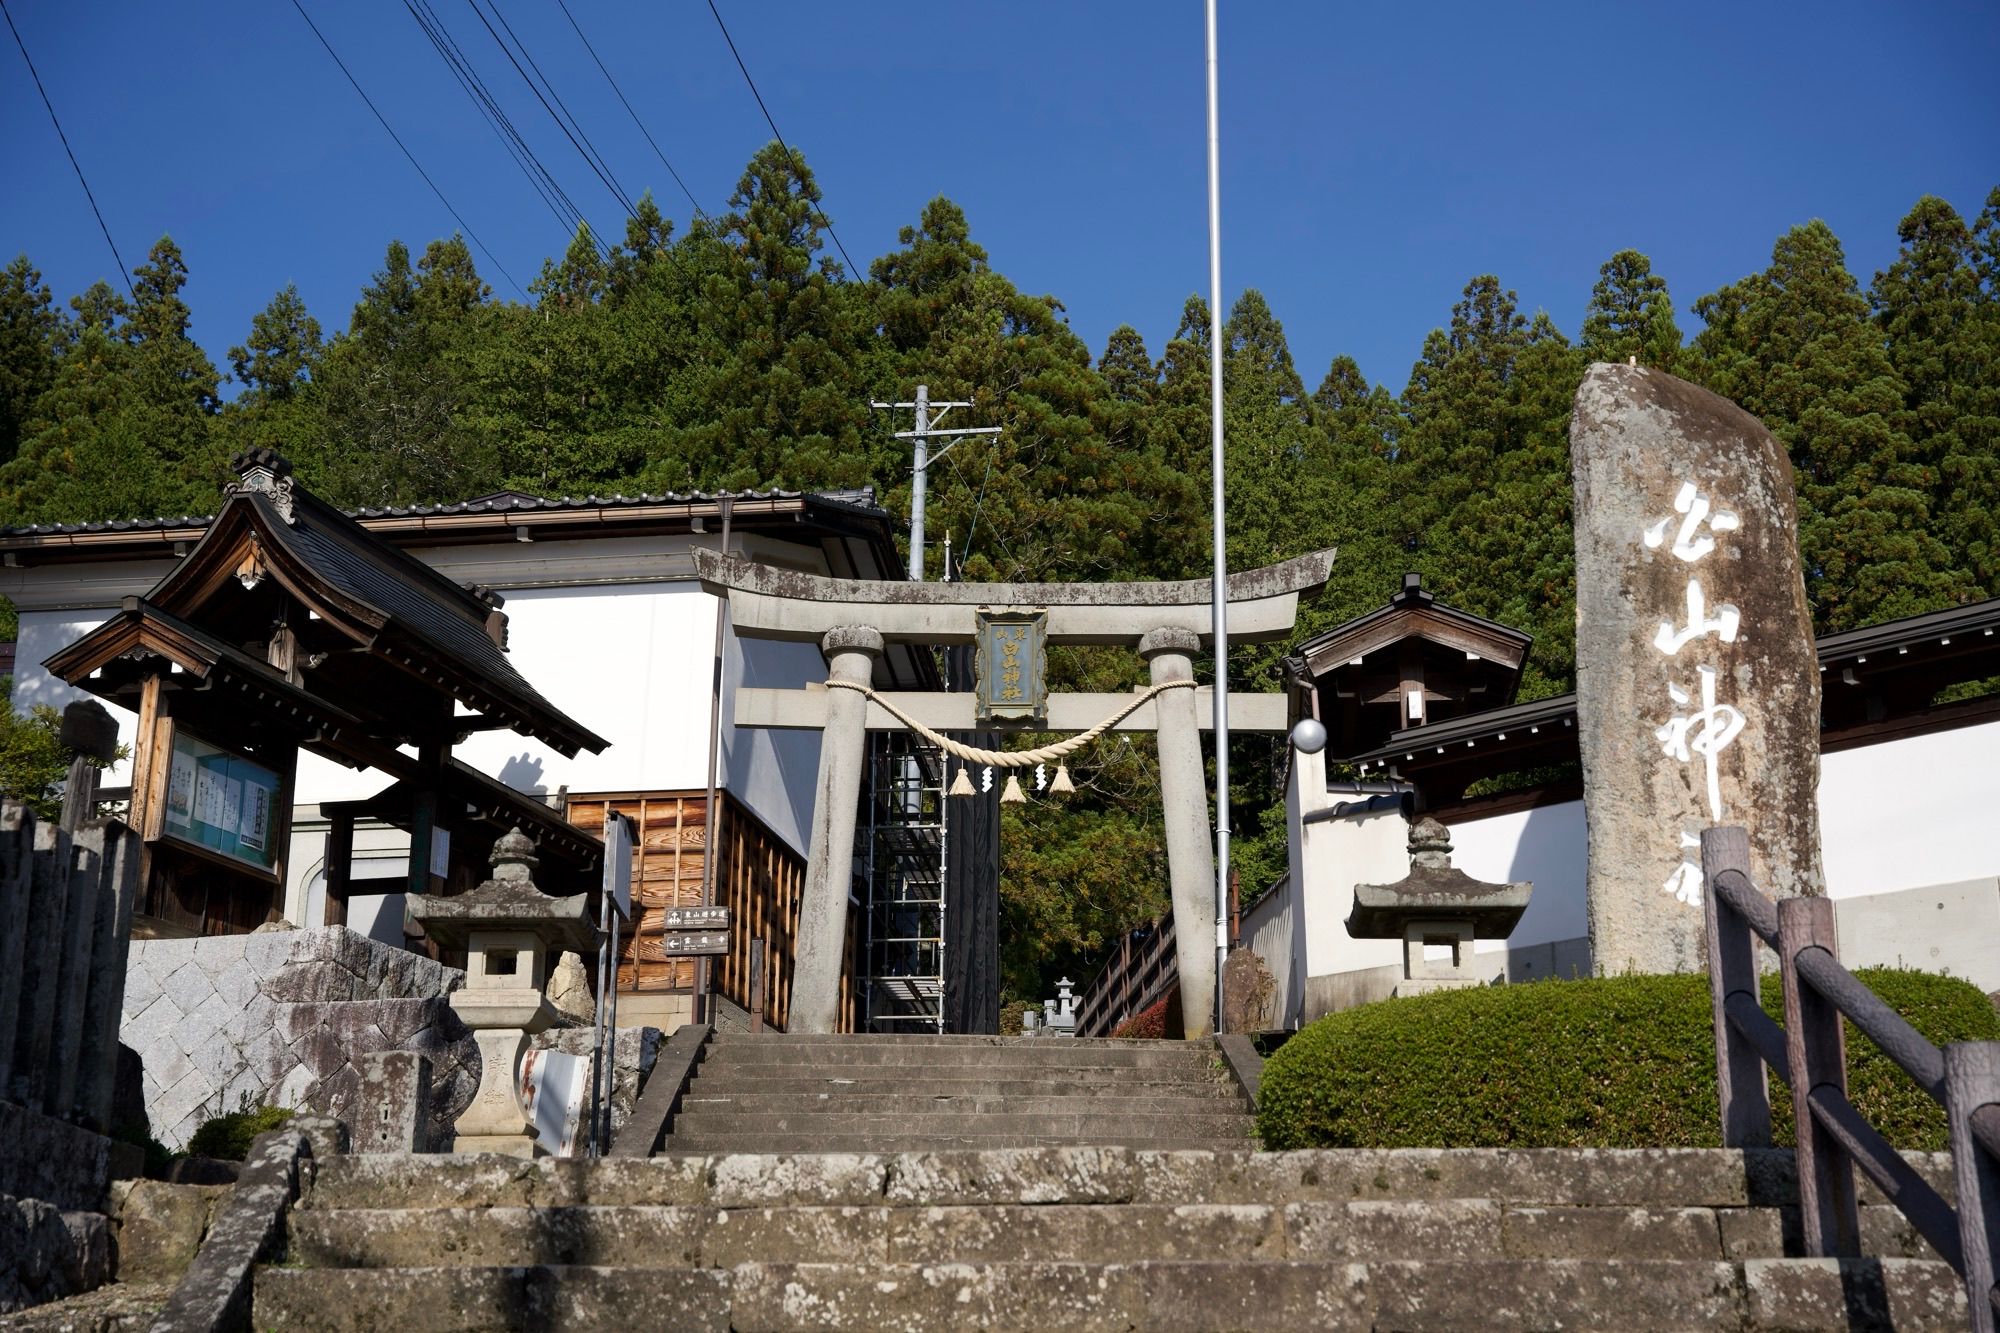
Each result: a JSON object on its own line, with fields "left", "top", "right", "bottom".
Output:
{"left": 1256, "top": 714, "right": 2000, "bottom": 1026}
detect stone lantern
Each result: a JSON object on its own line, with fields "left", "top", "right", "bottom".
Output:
{"left": 408, "top": 827, "right": 599, "bottom": 1154}
{"left": 1345, "top": 816, "right": 1532, "bottom": 996}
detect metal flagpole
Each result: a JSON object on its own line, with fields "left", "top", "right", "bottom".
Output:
{"left": 1204, "top": 0, "right": 1230, "bottom": 1034}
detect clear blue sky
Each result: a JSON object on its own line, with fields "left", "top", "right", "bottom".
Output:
{"left": 5, "top": 1, "right": 1997, "bottom": 399}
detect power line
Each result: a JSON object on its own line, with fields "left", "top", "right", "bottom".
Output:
{"left": 703, "top": 0, "right": 861, "bottom": 279}
{"left": 290, "top": 0, "right": 525, "bottom": 298}
{"left": 479, "top": 0, "right": 635, "bottom": 215}
{"left": 2, "top": 0, "right": 133, "bottom": 297}
{"left": 405, "top": 0, "right": 598, "bottom": 250}
{"left": 554, "top": 0, "right": 708, "bottom": 223}
{"left": 464, "top": 0, "right": 633, "bottom": 219}
{"left": 452, "top": 0, "right": 708, "bottom": 290}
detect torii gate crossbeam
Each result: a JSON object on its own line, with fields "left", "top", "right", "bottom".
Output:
{"left": 695, "top": 548, "right": 1335, "bottom": 1037}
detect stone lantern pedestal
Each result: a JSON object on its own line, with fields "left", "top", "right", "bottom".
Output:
{"left": 1346, "top": 817, "right": 1532, "bottom": 997}
{"left": 409, "top": 828, "right": 599, "bottom": 1155}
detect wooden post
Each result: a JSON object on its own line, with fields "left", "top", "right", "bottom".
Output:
{"left": 1945, "top": 1042, "right": 2000, "bottom": 1333}
{"left": 323, "top": 812, "right": 354, "bottom": 928}
{"left": 749, "top": 936, "right": 765, "bottom": 1034}
{"left": 1779, "top": 894, "right": 1861, "bottom": 1257}
{"left": 407, "top": 737, "right": 445, "bottom": 901}
{"left": 1702, "top": 826, "right": 1771, "bottom": 1147}
{"left": 58, "top": 757, "right": 99, "bottom": 833}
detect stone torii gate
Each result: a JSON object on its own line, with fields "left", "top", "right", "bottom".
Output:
{"left": 695, "top": 547, "right": 1334, "bottom": 1037}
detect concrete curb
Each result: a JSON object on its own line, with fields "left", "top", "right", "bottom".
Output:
{"left": 1217, "top": 1033, "right": 1263, "bottom": 1113}
{"left": 148, "top": 1114, "right": 344, "bottom": 1333}
{"left": 611, "top": 1024, "right": 708, "bottom": 1158}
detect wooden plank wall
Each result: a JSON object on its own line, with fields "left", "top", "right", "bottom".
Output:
{"left": 569, "top": 795, "right": 705, "bottom": 994}
{"left": 567, "top": 791, "right": 857, "bottom": 1033}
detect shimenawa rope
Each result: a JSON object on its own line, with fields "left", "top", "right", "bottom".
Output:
{"left": 822, "top": 677, "right": 1196, "bottom": 768}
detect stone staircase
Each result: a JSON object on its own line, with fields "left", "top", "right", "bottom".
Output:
{"left": 657, "top": 1033, "right": 1258, "bottom": 1153}
{"left": 252, "top": 1146, "right": 1966, "bottom": 1330}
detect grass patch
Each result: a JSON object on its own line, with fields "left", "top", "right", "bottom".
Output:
{"left": 187, "top": 1104, "right": 294, "bottom": 1160}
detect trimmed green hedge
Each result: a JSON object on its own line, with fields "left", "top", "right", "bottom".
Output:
{"left": 1257, "top": 968, "right": 2000, "bottom": 1152}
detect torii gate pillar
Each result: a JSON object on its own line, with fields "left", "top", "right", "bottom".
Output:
{"left": 696, "top": 547, "right": 1334, "bottom": 1039}
{"left": 792, "top": 627, "right": 883, "bottom": 1034}
{"left": 1141, "top": 627, "right": 1217, "bottom": 1038}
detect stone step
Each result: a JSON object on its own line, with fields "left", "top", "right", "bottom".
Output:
{"left": 252, "top": 1258, "right": 1969, "bottom": 1331}
{"left": 658, "top": 1133, "right": 1252, "bottom": 1154}
{"left": 698, "top": 1043, "right": 1217, "bottom": 1071}
{"left": 285, "top": 1199, "right": 1941, "bottom": 1271}
{"left": 707, "top": 1033, "right": 1198, "bottom": 1050}
{"left": 664, "top": 1110, "right": 1257, "bottom": 1139}
{"left": 678, "top": 1092, "right": 1245, "bottom": 1117}
{"left": 696, "top": 1056, "right": 1240, "bottom": 1088}
{"left": 303, "top": 1148, "right": 1953, "bottom": 1214}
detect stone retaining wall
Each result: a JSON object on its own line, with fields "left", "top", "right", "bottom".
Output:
{"left": 122, "top": 928, "right": 472, "bottom": 1151}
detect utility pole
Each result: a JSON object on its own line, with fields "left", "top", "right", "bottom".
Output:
{"left": 1204, "top": 0, "right": 1231, "bottom": 1035}
{"left": 871, "top": 385, "right": 1001, "bottom": 581}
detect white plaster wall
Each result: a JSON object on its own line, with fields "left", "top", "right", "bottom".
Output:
{"left": 1240, "top": 878, "right": 1299, "bottom": 1029}
{"left": 1272, "top": 747, "right": 1413, "bottom": 1010}
{"left": 720, "top": 628, "right": 826, "bottom": 854}
{"left": 1819, "top": 720, "right": 2000, "bottom": 899}
{"left": 1287, "top": 716, "right": 2000, "bottom": 996}
{"left": 449, "top": 581, "right": 719, "bottom": 799}
{"left": 13, "top": 611, "right": 140, "bottom": 785}
{"left": 1301, "top": 809, "right": 1412, "bottom": 980}
{"left": 1448, "top": 800, "right": 1589, "bottom": 956}
{"left": 1437, "top": 717, "right": 2000, "bottom": 957}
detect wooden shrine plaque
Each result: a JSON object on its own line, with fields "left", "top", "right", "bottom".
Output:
{"left": 660, "top": 905, "right": 730, "bottom": 931}
{"left": 651, "top": 930, "right": 728, "bottom": 958}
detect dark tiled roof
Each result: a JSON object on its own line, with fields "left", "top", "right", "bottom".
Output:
{"left": 1343, "top": 594, "right": 2000, "bottom": 769}
{"left": 234, "top": 485, "right": 605, "bottom": 755}
{"left": 0, "top": 486, "right": 883, "bottom": 537}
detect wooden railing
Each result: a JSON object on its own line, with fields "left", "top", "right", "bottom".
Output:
{"left": 1074, "top": 912, "right": 1178, "bottom": 1039}
{"left": 1702, "top": 826, "right": 2000, "bottom": 1329}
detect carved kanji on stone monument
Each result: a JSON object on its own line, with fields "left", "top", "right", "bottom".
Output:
{"left": 1570, "top": 364, "right": 1825, "bottom": 975}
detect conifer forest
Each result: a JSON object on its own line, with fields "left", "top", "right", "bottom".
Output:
{"left": 3, "top": 145, "right": 1996, "bottom": 998}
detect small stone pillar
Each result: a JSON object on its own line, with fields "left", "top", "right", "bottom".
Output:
{"left": 408, "top": 828, "right": 599, "bottom": 1155}
{"left": 1141, "top": 626, "right": 1217, "bottom": 1039}
{"left": 793, "top": 625, "right": 883, "bottom": 1035}
{"left": 1346, "top": 817, "right": 1532, "bottom": 996}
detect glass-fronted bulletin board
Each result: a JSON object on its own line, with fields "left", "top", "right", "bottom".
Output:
{"left": 160, "top": 727, "right": 285, "bottom": 875}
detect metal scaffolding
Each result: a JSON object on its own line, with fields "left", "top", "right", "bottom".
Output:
{"left": 859, "top": 730, "right": 948, "bottom": 1031}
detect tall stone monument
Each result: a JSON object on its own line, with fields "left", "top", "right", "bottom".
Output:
{"left": 1570, "top": 364, "right": 1825, "bottom": 975}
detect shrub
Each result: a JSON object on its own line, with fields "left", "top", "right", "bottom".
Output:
{"left": 1112, "top": 995, "right": 1170, "bottom": 1039}
{"left": 186, "top": 1104, "right": 294, "bottom": 1160}
{"left": 1257, "top": 967, "right": 2000, "bottom": 1152}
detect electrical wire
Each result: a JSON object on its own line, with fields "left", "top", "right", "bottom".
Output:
{"left": 479, "top": 0, "right": 636, "bottom": 216}
{"left": 2, "top": 0, "right": 133, "bottom": 297}
{"left": 553, "top": 0, "right": 708, "bottom": 223}
{"left": 703, "top": 0, "right": 861, "bottom": 279}
{"left": 291, "top": 0, "right": 524, "bottom": 298}
{"left": 464, "top": 0, "right": 632, "bottom": 218}
{"left": 404, "top": 0, "right": 599, "bottom": 253}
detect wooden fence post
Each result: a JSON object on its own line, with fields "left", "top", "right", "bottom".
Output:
{"left": 1945, "top": 1042, "right": 2000, "bottom": 1333}
{"left": 749, "top": 936, "right": 765, "bottom": 1034}
{"left": 1778, "top": 894, "right": 1861, "bottom": 1257}
{"left": 1702, "top": 826, "right": 1770, "bottom": 1147}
